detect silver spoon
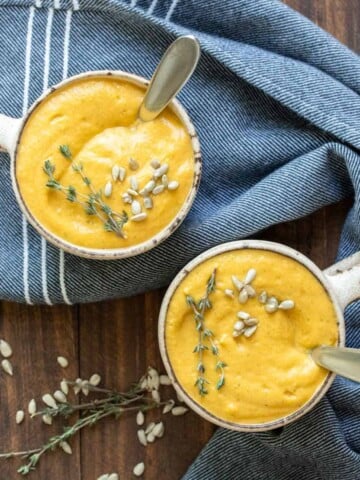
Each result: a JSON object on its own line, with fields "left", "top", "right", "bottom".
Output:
{"left": 312, "top": 346, "right": 360, "bottom": 383}
{"left": 138, "top": 35, "right": 200, "bottom": 122}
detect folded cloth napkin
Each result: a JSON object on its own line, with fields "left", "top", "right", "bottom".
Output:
{"left": 1, "top": 0, "right": 360, "bottom": 477}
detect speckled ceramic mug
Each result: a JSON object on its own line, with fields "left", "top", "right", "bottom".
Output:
{"left": 158, "top": 239, "right": 360, "bottom": 432}
{"left": 0, "top": 71, "right": 201, "bottom": 260}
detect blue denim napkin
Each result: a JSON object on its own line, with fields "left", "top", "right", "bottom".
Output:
{"left": 1, "top": 0, "right": 360, "bottom": 477}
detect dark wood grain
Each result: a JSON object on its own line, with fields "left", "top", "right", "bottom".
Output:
{"left": 0, "top": 1, "right": 357, "bottom": 479}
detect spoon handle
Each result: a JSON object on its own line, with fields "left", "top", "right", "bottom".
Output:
{"left": 312, "top": 346, "right": 360, "bottom": 383}
{"left": 138, "top": 36, "right": 200, "bottom": 122}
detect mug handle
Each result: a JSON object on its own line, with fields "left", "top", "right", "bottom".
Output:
{"left": 0, "top": 113, "right": 21, "bottom": 154}
{"left": 324, "top": 252, "right": 360, "bottom": 310}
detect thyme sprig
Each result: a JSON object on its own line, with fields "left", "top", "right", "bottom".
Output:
{"left": 43, "top": 145, "right": 128, "bottom": 237}
{"left": 0, "top": 379, "right": 167, "bottom": 476}
{"left": 186, "top": 269, "right": 227, "bottom": 395}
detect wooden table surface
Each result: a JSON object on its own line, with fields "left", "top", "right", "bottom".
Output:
{"left": 0, "top": 1, "right": 357, "bottom": 479}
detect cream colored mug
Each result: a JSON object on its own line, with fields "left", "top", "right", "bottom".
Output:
{"left": 158, "top": 239, "right": 360, "bottom": 432}
{"left": 0, "top": 71, "right": 201, "bottom": 260}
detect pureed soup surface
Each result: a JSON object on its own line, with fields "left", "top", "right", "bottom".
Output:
{"left": 16, "top": 77, "right": 195, "bottom": 249}
{"left": 165, "top": 249, "right": 338, "bottom": 425}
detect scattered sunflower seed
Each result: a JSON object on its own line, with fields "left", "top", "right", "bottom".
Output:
{"left": 131, "top": 200, "right": 142, "bottom": 215}
{"left": 28, "top": 399, "right": 37, "bottom": 415}
{"left": 81, "top": 380, "right": 90, "bottom": 396}
{"left": 224, "top": 289, "right": 234, "bottom": 298}
{"left": 151, "top": 159, "right": 161, "bottom": 169}
{"left": 176, "top": 391, "right": 185, "bottom": 403}
{"left": 232, "top": 329, "right": 244, "bottom": 338}
{"left": 146, "top": 432, "right": 155, "bottom": 443}
{"left": 127, "top": 189, "right": 138, "bottom": 197}
{"left": 111, "top": 165, "right": 120, "bottom": 181}
{"left": 279, "top": 299, "right": 295, "bottom": 310}
{"left": 234, "top": 320, "right": 245, "bottom": 331}
{"left": 152, "top": 185, "right": 165, "bottom": 195}
{"left": 131, "top": 213, "right": 147, "bottom": 222}
{"left": 130, "top": 176, "right": 139, "bottom": 191}
{"left": 140, "top": 377, "right": 148, "bottom": 390}
{"left": 152, "top": 422, "right": 164, "bottom": 438}
{"left": 16, "top": 410, "right": 25, "bottom": 425}
{"left": 137, "top": 429, "right": 147, "bottom": 446}
{"left": 1, "top": 359, "right": 13, "bottom": 376}
{"left": 162, "top": 399, "right": 175, "bottom": 414}
{"left": 0, "top": 339, "right": 12, "bottom": 358}
{"left": 59, "top": 441, "right": 72, "bottom": 455}
{"left": 121, "top": 192, "right": 132, "bottom": 204}
{"left": 151, "top": 390, "right": 160, "bottom": 403}
{"left": 129, "top": 157, "right": 139, "bottom": 170}
{"left": 42, "top": 414, "right": 53, "bottom": 425}
{"left": 168, "top": 180, "right": 179, "bottom": 191}
{"left": 97, "top": 475, "right": 109, "bottom": 480}
{"left": 42, "top": 394, "right": 57, "bottom": 409}
{"left": 60, "top": 380, "right": 69, "bottom": 395}
{"left": 143, "top": 197, "right": 153, "bottom": 209}
{"left": 265, "top": 297, "right": 279, "bottom": 313}
{"left": 244, "top": 317, "right": 258, "bottom": 326}
{"left": 133, "top": 462, "right": 145, "bottom": 477}
{"left": 258, "top": 291, "right": 268, "bottom": 304}
{"left": 159, "top": 374, "right": 171, "bottom": 386}
{"left": 238, "top": 289, "right": 249, "bottom": 304}
{"left": 145, "top": 422, "right": 155, "bottom": 435}
{"left": 244, "top": 268, "right": 257, "bottom": 284}
{"left": 108, "top": 474, "right": 119, "bottom": 480}
{"left": 171, "top": 406, "right": 188, "bottom": 416}
{"left": 161, "top": 174, "right": 168, "bottom": 187}
{"left": 231, "top": 275, "right": 244, "bottom": 291}
{"left": 136, "top": 410, "right": 145, "bottom": 426}
{"left": 119, "top": 166, "right": 126, "bottom": 182}
{"left": 148, "top": 367, "right": 160, "bottom": 389}
{"left": 89, "top": 373, "right": 101, "bottom": 386}
{"left": 237, "top": 311, "right": 250, "bottom": 320}
{"left": 144, "top": 180, "right": 156, "bottom": 193}
{"left": 104, "top": 181, "right": 112, "bottom": 198}
{"left": 244, "top": 284, "right": 256, "bottom": 297}
{"left": 54, "top": 390, "right": 67, "bottom": 404}
{"left": 57, "top": 356, "right": 69, "bottom": 368}
{"left": 153, "top": 164, "right": 168, "bottom": 178}
{"left": 244, "top": 325, "right": 257, "bottom": 338}
{"left": 74, "top": 378, "right": 82, "bottom": 395}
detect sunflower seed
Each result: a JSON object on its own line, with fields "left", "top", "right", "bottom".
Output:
{"left": 131, "top": 213, "right": 147, "bottom": 222}
{"left": 238, "top": 289, "right": 249, "bottom": 304}
{"left": 42, "top": 394, "right": 57, "bottom": 409}
{"left": 224, "top": 289, "right": 234, "bottom": 298}
{"left": 234, "top": 320, "right": 245, "bottom": 331}
{"left": 127, "top": 188, "right": 139, "bottom": 197}
{"left": 161, "top": 174, "right": 168, "bottom": 187}
{"left": 59, "top": 441, "right": 72, "bottom": 455}
{"left": 152, "top": 422, "right": 164, "bottom": 438}
{"left": 232, "top": 329, "right": 244, "bottom": 338}
{"left": 28, "top": 399, "right": 37, "bottom": 415}
{"left": 143, "top": 197, "right": 153, "bottom": 209}
{"left": 42, "top": 414, "right": 53, "bottom": 425}
{"left": 144, "top": 180, "right": 156, "bottom": 193}
{"left": 152, "top": 390, "right": 160, "bottom": 403}
{"left": 133, "top": 462, "right": 145, "bottom": 477}
{"left": 129, "top": 157, "right": 139, "bottom": 170}
{"left": 159, "top": 374, "right": 171, "bottom": 386}
{"left": 119, "top": 166, "right": 126, "bottom": 182}
{"left": 153, "top": 164, "right": 168, "bottom": 178}
{"left": 244, "top": 284, "right": 256, "bottom": 297}
{"left": 168, "top": 180, "right": 179, "bottom": 191}
{"left": 104, "top": 181, "right": 112, "bottom": 197}
{"left": 151, "top": 159, "right": 161, "bottom": 169}
{"left": 162, "top": 399, "right": 175, "bottom": 414}
{"left": 1, "top": 359, "right": 13, "bottom": 376}
{"left": 121, "top": 192, "right": 132, "bottom": 204}
{"left": 81, "top": 380, "right": 90, "bottom": 396}
{"left": 244, "top": 268, "right": 257, "bottom": 284}
{"left": 146, "top": 432, "right": 155, "bottom": 443}
{"left": 171, "top": 406, "right": 188, "bottom": 416}
{"left": 112, "top": 165, "right": 120, "bottom": 181}
{"left": 265, "top": 297, "right": 279, "bottom": 313}
{"left": 16, "top": 410, "right": 25, "bottom": 425}
{"left": 97, "top": 475, "right": 109, "bottom": 480}
{"left": 237, "top": 311, "right": 250, "bottom": 320}
{"left": 74, "top": 378, "right": 82, "bottom": 395}
{"left": 244, "top": 317, "right": 258, "bottom": 326}
{"left": 176, "top": 391, "right": 185, "bottom": 403}
{"left": 130, "top": 176, "right": 139, "bottom": 191}
{"left": 244, "top": 325, "right": 257, "bottom": 338}
{"left": 0, "top": 339, "right": 12, "bottom": 358}
{"left": 54, "top": 390, "right": 67, "bottom": 404}
{"left": 137, "top": 429, "right": 147, "bottom": 446}
{"left": 148, "top": 367, "right": 159, "bottom": 388}
{"left": 131, "top": 200, "right": 142, "bottom": 215}
{"left": 258, "top": 291, "right": 268, "bottom": 304}
{"left": 136, "top": 410, "right": 145, "bottom": 426}
{"left": 108, "top": 474, "right": 119, "bottom": 480}
{"left": 231, "top": 275, "right": 244, "bottom": 291}
{"left": 57, "top": 356, "right": 68, "bottom": 368}
{"left": 152, "top": 185, "right": 165, "bottom": 195}
{"left": 145, "top": 422, "right": 155, "bottom": 435}
{"left": 279, "top": 299, "right": 295, "bottom": 310}
{"left": 60, "top": 380, "right": 69, "bottom": 395}
{"left": 140, "top": 377, "right": 148, "bottom": 390}
{"left": 89, "top": 373, "right": 101, "bottom": 386}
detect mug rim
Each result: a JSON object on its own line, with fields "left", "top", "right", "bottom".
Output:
{"left": 158, "top": 239, "right": 345, "bottom": 432}
{"left": 11, "top": 70, "right": 202, "bottom": 260}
